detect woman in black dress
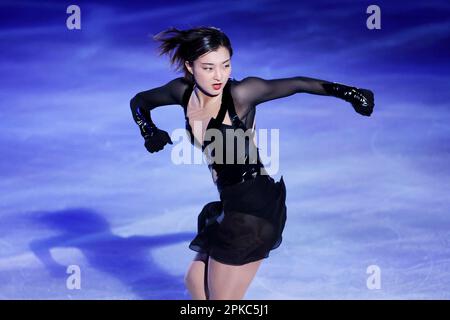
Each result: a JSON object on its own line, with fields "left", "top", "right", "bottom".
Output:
{"left": 129, "top": 26, "right": 374, "bottom": 300}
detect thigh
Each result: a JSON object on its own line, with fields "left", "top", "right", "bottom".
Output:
{"left": 207, "top": 256, "right": 263, "bottom": 300}
{"left": 186, "top": 253, "right": 209, "bottom": 281}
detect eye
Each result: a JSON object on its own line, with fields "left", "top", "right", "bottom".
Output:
{"left": 204, "top": 68, "right": 213, "bottom": 71}
{"left": 225, "top": 65, "right": 230, "bottom": 68}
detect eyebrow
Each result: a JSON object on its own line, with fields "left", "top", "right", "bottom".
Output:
{"left": 201, "top": 59, "right": 230, "bottom": 65}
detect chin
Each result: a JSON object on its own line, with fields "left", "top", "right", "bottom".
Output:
{"left": 207, "top": 88, "right": 221, "bottom": 96}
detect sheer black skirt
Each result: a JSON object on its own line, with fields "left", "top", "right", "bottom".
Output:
{"left": 189, "top": 175, "right": 287, "bottom": 266}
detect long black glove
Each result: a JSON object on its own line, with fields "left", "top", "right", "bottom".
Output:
{"left": 133, "top": 105, "right": 173, "bottom": 153}
{"left": 323, "top": 82, "right": 374, "bottom": 116}
{"left": 143, "top": 126, "right": 173, "bottom": 153}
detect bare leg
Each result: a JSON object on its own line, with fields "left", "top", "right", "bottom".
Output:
{"left": 207, "top": 257, "right": 263, "bottom": 300}
{"left": 184, "top": 253, "right": 209, "bottom": 300}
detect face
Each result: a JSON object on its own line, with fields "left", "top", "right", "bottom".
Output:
{"left": 185, "top": 46, "right": 232, "bottom": 96}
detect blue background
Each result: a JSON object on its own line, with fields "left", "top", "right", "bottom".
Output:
{"left": 1, "top": 0, "right": 449, "bottom": 299}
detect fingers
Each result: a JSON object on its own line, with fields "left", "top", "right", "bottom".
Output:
{"left": 354, "top": 88, "right": 375, "bottom": 117}
{"left": 359, "top": 106, "right": 373, "bottom": 116}
{"left": 359, "top": 89, "right": 374, "bottom": 102}
{"left": 145, "top": 142, "right": 159, "bottom": 153}
{"left": 144, "top": 130, "right": 173, "bottom": 153}
{"left": 355, "top": 103, "right": 373, "bottom": 116}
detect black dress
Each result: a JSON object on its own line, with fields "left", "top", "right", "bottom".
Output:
{"left": 182, "top": 79, "right": 287, "bottom": 266}
{"left": 130, "top": 75, "right": 329, "bottom": 266}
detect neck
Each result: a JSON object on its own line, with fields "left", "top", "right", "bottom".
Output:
{"left": 193, "top": 84, "right": 222, "bottom": 108}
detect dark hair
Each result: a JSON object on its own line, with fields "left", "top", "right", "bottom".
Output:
{"left": 153, "top": 26, "right": 233, "bottom": 83}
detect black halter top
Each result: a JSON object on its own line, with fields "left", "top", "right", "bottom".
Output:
{"left": 182, "top": 78, "right": 266, "bottom": 192}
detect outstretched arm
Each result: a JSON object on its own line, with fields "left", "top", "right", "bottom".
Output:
{"left": 238, "top": 76, "right": 329, "bottom": 106}
{"left": 237, "top": 76, "right": 374, "bottom": 116}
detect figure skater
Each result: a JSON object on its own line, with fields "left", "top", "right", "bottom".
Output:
{"left": 129, "top": 26, "right": 374, "bottom": 300}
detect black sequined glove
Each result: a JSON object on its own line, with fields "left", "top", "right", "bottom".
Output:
{"left": 143, "top": 126, "right": 173, "bottom": 153}
{"left": 132, "top": 104, "right": 173, "bottom": 153}
{"left": 323, "top": 82, "right": 375, "bottom": 116}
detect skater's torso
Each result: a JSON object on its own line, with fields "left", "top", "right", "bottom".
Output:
{"left": 181, "top": 78, "right": 266, "bottom": 191}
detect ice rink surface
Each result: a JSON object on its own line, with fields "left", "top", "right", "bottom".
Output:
{"left": 1, "top": 0, "right": 449, "bottom": 299}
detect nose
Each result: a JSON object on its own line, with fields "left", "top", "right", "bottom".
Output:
{"left": 213, "top": 69, "right": 222, "bottom": 81}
